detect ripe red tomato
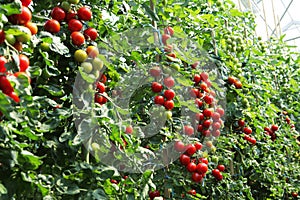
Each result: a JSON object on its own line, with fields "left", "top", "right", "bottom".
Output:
{"left": 149, "top": 190, "right": 160, "bottom": 200}
{"left": 187, "top": 162, "right": 197, "bottom": 172}
{"left": 0, "top": 30, "right": 5, "bottom": 44}
{"left": 70, "top": 31, "right": 85, "bottom": 46}
{"left": 164, "top": 100, "right": 174, "bottom": 110}
{"left": 212, "top": 130, "right": 221, "bottom": 137}
{"left": 179, "top": 154, "right": 190, "bottom": 166}
{"left": 19, "top": 54, "right": 30, "bottom": 72}
{"left": 174, "top": 141, "right": 185, "bottom": 152}
{"left": 21, "top": 0, "right": 32, "bottom": 6}
{"left": 151, "top": 82, "right": 163, "bottom": 93}
{"left": 194, "top": 142, "right": 202, "bottom": 150}
{"left": 13, "top": 41, "right": 23, "bottom": 52}
{"left": 200, "top": 72, "right": 209, "bottom": 81}
{"left": 228, "top": 76, "right": 236, "bottom": 84}
{"left": 96, "top": 82, "right": 105, "bottom": 93}
{"left": 202, "top": 120, "right": 211, "bottom": 128}
{"left": 197, "top": 124, "right": 203, "bottom": 132}
{"left": 249, "top": 137, "right": 256, "bottom": 145}
{"left": 84, "top": 28, "right": 98, "bottom": 41}
{"left": 216, "top": 107, "right": 225, "bottom": 117}
{"left": 271, "top": 124, "right": 279, "bottom": 132}
{"left": 164, "top": 89, "right": 175, "bottom": 100}
{"left": 198, "top": 157, "right": 208, "bottom": 165}
{"left": 8, "top": 92, "right": 20, "bottom": 103}
{"left": 44, "top": 19, "right": 60, "bottom": 33}
{"left": 234, "top": 80, "right": 242, "bottom": 89}
{"left": 194, "top": 113, "right": 204, "bottom": 121}
{"left": 65, "top": 10, "right": 77, "bottom": 22}
{"left": 51, "top": 7, "right": 66, "bottom": 21}
{"left": 163, "top": 76, "right": 175, "bottom": 88}
{"left": 25, "top": 21, "right": 38, "bottom": 35}
{"left": 203, "top": 108, "right": 213, "bottom": 117}
{"left": 191, "top": 172, "right": 203, "bottom": 183}
{"left": 185, "top": 144, "right": 196, "bottom": 156}
{"left": 68, "top": 19, "right": 83, "bottom": 32}
{"left": 215, "top": 172, "right": 223, "bottom": 181}
{"left": 0, "top": 56, "right": 7, "bottom": 73}
{"left": 77, "top": 7, "right": 92, "bottom": 21}
{"left": 191, "top": 61, "right": 199, "bottom": 69}
{"left": 202, "top": 129, "right": 210, "bottom": 137}
{"left": 125, "top": 125, "right": 133, "bottom": 134}
{"left": 196, "top": 163, "right": 208, "bottom": 174}
{"left": 212, "top": 169, "right": 220, "bottom": 177}
{"left": 162, "top": 33, "right": 170, "bottom": 45}
{"left": 217, "top": 164, "right": 225, "bottom": 172}
{"left": 203, "top": 95, "right": 214, "bottom": 104}
{"left": 243, "top": 127, "right": 252, "bottom": 135}
{"left": 190, "top": 88, "right": 199, "bottom": 98}
{"left": 9, "top": 6, "right": 32, "bottom": 25}
{"left": 154, "top": 95, "right": 165, "bottom": 105}
{"left": 291, "top": 192, "right": 298, "bottom": 198}
{"left": 193, "top": 74, "right": 201, "bottom": 83}
{"left": 187, "top": 189, "right": 196, "bottom": 196}
{"left": 212, "top": 122, "right": 221, "bottom": 130}
{"left": 212, "top": 112, "right": 220, "bottom": 121}
{"left": 238, "top": 119, "right": 245, "bottom": 127}
{"left": 164, "top": 26, "right": 174, "bottom": 36}
{"left": 184, "top": 125, "right": 194, "bottom": 136}
{"left": 0, "top": 76, "right": 13, "bottom": 95}
{"left": 110, "top": 179, "right": 118, "bottom": 184}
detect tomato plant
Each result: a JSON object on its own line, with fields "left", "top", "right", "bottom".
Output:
{"left": 0, "top": 0, "right": 299, "bottom": 199}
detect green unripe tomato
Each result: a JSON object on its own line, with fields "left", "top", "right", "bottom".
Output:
{"left": 40, "top": 42, "right": 50, "bottom": 51}
{"left": 165, "top": 111, "right": 172, "bottom": 120}
{"left": 68, "top": 0, "right": 79, "bottom": 4}
{"left": 61, "top": 1, "right": 71, "bottom": 11}
{"left": 16, "top": 27, "right": 32, "bottom": 43}
{"left": 91, "top": 143, "right": 100, "bottom": 151}
{"left": 5, "top": 34, "right": 16, "bottom": 45}
{"left": 92, "top": 57, "right": 103, "bottom": 71}
{"left": 170, "top": 63, "right": 180, "bottom": 71}
{"left": 81, "top": 62, "right": 93, "bottom": 74}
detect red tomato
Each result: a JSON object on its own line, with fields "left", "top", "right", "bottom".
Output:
{"left": 164, "top": 89, "right": 175, "bottom": 100}
{"left": 184, "top": 125, "right": 194, "bottom": 136}
{"left": 25, "top": 21, "right": 38, "bottom": 35}
{"left": 154, "top": 95, "right": 165, "bottom": 105}
{"left": 174, "top": 141, "right": 185, "bottom": 152}
{"left": 196, "top": 163, "right": 208, "bottom": 174}
{"left": 185, "top": 144, "right": 196, "bottom": 156}
{"left": 151, "top": 82, "right": 163, "bottom": 93}
{"left": 179, "top": 154, "right": 190, "bottom": 166}
{"left": 9, "top": 6, "right": 32, "bottom": 25}
{"left": 8, "top": 92, "right": 20, "bottom": 103}
{"left": 77, "top": 7, "right": 92, "bottom": 21}
{"left": 0, "top": 76, "right": 14, "bottom": 95}
{"left": 65, "top": 10, "right": 77, "bottom": 22}
{"left": 164, "top": 26, "right": 174, "bottom": 36}
{"left": 162, "top": 33, "right": 170, "bottom": 45}
{"left": 163, "top": 76, "right": 175, "bottom": 88}
{"left": 164, "top": 100, "right": 174, "bottom": 110}
{"left": 0, "top": 56, "right": 7, "bottom": 73}
{"left": 70, "top": 31, "right": 85, "bottom": 46}
{"left": 19, "top": 54, "right": 30, "bottom": 72}
{"left": 21, "top": 0, "right": 32, "bottom": 6}
{"left": 84, "top": 28, "right": 98, "bottom": 41}
{"left": 0, "top": 30, "right": 5, "bottom": 44}
{"left": 194, "top": 142, "right": 202, "bottom": 150}
{"left": 51, "top": 7, "right": 66, "bottom": 21}
{"left": 217, "top": 164, "right": 225, "bottom": 172}
{"left": 96, "top": 82, "right": 105, "bottom": 93}
{"left": 191, "top": 172, "right": 203, "bottom": 183}
{"left": 68, "top": 19, "right": 82, "bottom": 32}
{"left": 187, "top": 189, "right": 196, "bottom": 196}
{"left": 243, "top": 127, "right": 252, "bottom": 135}
{"left": 44, "top": 19, "right": 60, "bottom": 33}
{"left": 187, "top": 162, "right": 197, "bottom": 172}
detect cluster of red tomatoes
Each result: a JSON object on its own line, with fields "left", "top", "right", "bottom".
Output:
{"left": 0, "top": 0, "right": 37, "bottom": 52}
{"left": 0, "top": 0, "right": 33, "bottom": 103}
{"left": 44, "top": 1, "right": 98, "bottom": 46}
{"left": 264, "top": 124, "right": 279, "bottom": 141}
{"left": 227, "top": 76, "right": 242, "bottom": 89}
{"left": 235, "top": 120, "right": 257, "bottom": 145}
{"left": 150, "top": 68, "right": 176, "bottom": 111}
{"left": 0, "top": 54, "right": 30, "bottom": 103}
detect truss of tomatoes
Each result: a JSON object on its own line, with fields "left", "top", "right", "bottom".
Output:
{"left": 0, "top": 54, "right": 30, "bottom": 103}
{"left": 44, "top": 3, "right": 98, "bottom": 47}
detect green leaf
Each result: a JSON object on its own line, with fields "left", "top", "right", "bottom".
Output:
{"left": 0, "top": 1, "right": 21, "bottom": 16}
{"left": 0, "top": 183, "right": 7, "bottom": 195}
{"left": 17, "top": 150, "right": 43, "bottom": 170}
{"left": 38, "top": 84, "right": 65, "bottom": 96}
